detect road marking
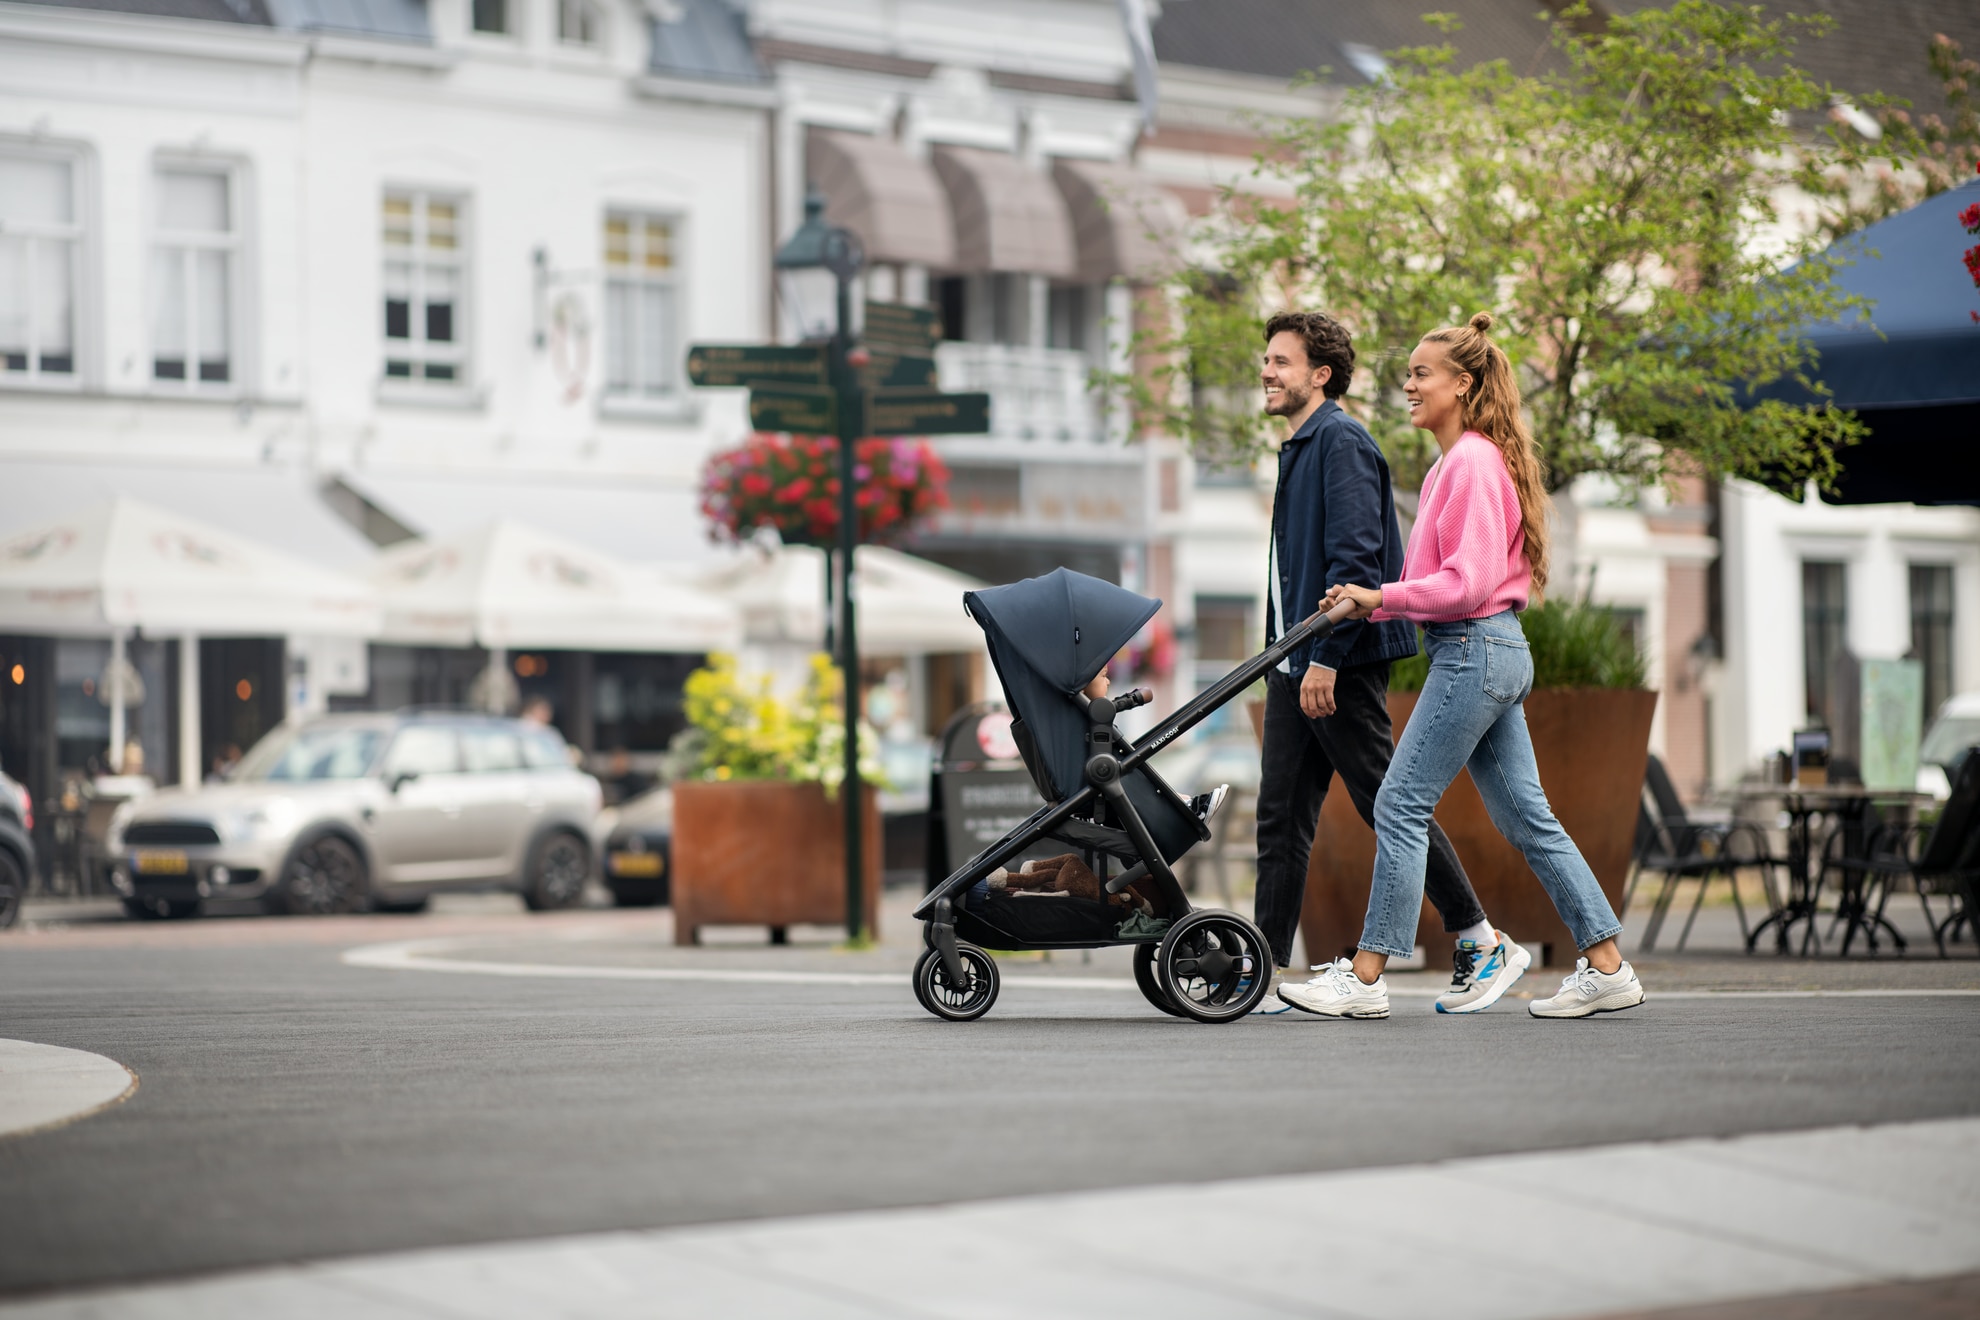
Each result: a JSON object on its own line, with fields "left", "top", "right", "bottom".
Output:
{"left": 5, "top": 1116, "right": 1976, "bottom": 1318}
{"left": 0, "top": 1040, "right": 138, "bottom": 1141}
{"left": 342, "top": 937, "right": 1980, "bottom": 999}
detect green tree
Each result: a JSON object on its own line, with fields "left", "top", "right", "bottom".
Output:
{"left": 1132, "top": 2, "right": 1876, "bottom": 497}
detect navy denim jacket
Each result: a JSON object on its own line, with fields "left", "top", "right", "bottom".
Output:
{"left": 1265, "top": 399, "right": 1419, "bottom": 673}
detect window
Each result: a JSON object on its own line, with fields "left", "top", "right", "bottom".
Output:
{"left": 471, "top": 0, "right": 507, "bottom": 33}
{"left": 603, "top": 213, "right": 679, "bottom": 398}
{"left": 382, "top": 726, "right": 459, "bottom": 778}
{"left": 1910, "top": 563, "right": 1955, "bottom": 724}
{"left": 0, "top": 150, "right": 80, "bottom": 381}
{"left": 459, "top": 726, "right": 522, "bottom": 773}
{"left": 151, "top": 168, "right": 236, "bottom": 387}
{"left": 383, "top": 191, "right": 466, "bottom": 385}
{"left": 1046, "top": 283, "right": 1088, "bottom": 352}
{"left": 557, "top": 0, "right": 598, "bottom": 44}
{"left": 1802, "top": 561, "right": 1848, "bottom": 729}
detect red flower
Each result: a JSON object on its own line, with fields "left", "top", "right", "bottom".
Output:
{"left": 1961, "top": 202, "right": 1980, "bottom": 233}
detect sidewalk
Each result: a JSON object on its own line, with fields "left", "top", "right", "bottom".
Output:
{"left": 5, "top": 1115, "right": 1973, "bottom": 1319}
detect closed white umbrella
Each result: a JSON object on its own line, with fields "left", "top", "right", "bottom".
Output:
{"left": 0, "top": 496, "right": 379, "bottom": 636}
{"left": 697, "top": 544, "right": 986, "bottom": 654}
{"left": 371, "top": 520, "right": 741, "bottom": 652}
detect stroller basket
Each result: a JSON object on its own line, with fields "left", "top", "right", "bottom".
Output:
{"left": 910, "top": 567, "right": 1353, "bottom": 1024}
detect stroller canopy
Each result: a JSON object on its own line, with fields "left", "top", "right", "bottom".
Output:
{"left": 964, "top": 567, "right": 1160, "bottom": 694}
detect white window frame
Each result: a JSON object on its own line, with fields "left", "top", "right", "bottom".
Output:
{"left": 0, "top": 141, "right": 87, "bottom": 390}
{"left": 149, "top": 161, "right": 244, "bottom": 395}
{"left": 601, "top": 209, "right": 683, "bottom": 403}
{"left": 556, "top": 0, "right": 601, "bottom": 46}
{"left": 381, "top": 188, "right": 470, "bottom": 390}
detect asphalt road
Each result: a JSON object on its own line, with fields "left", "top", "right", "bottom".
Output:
{"left": 2, "top": 908, "right": 1978, "bottom": 1301}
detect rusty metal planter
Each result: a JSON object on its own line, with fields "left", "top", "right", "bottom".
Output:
{"left": 672, "top": 780, "right": 881, "bottom": 946}
{"left": 1302, "top": 688, "right": 1656, "bottom": 968}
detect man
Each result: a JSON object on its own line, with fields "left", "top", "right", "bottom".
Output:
{"left": 1252, "top": 312, "right": 1527, "bottom": 1016}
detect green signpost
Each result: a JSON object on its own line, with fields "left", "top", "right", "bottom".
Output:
{"left": 685, "top": 344, "right": 827, "bottom": 388}
{"left": 866, "top": 388, "right": 991, "bottom": 437}
{"left": 747, "top": 385, "right": 838, "bottom": 434}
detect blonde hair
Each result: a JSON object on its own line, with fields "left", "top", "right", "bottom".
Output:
{"left": 1418, "top": 312, "right": 1550, "bottom": 601}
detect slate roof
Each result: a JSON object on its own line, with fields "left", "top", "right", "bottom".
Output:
{"left": 1150, "top": 0, "right": 1564, "bottom": 84}
{"left": 650, "top": 0, "right": 764, "bottom": 83}
{"left": 264, "top": 0, "right": 429, "bottom": 41}
{"left": 14, "top": 0, "right": 272, "bottom": 25}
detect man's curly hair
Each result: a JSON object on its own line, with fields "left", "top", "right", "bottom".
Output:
{"left": 1263, "top": 311, "right": 1354, "bottom": 399}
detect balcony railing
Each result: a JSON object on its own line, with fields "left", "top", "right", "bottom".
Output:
{"left": 934, "top": 342, "right": 1106, "bottom": 445}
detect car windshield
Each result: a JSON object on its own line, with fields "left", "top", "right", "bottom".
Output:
{"left": 1922, "top": 716, "right": 1980, "bottom": 766}
{"left": 234, "top": 726, "right": 388, "bottom": 781}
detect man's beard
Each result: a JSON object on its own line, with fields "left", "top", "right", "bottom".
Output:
{"left": 1265, "top": 382, "right": 1310, "bottom": 417}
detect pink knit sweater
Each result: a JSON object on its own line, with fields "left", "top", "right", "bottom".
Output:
{"left": 1372, "top": 432, "right": 1532, "bottom": 623}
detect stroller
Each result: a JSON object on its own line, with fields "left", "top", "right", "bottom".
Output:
{"left": 911, "top": 567, "right": 1352, "bottom": 1023}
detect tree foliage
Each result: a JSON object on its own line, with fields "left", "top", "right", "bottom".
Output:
{"left": 1131, "top": 2, "right": 1883, "bottom": 497}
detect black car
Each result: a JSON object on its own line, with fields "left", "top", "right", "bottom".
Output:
{"left": 601, "top": 786, "right": 670, "bottom": 907}
{"left": 0, "top": 765, "right": 36, "bottom": 929}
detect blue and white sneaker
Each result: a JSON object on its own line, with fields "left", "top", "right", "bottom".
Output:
{"left": 1435, "top": 932, "right": 1531, "bottom": 1014}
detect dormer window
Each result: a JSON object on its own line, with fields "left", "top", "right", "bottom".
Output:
{"left": 557, "top": 0, "right": 599, "bottom": 45}
{"left": 471, "top": 0, "right": 507, "bottom": 35}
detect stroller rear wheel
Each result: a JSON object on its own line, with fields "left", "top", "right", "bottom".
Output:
{"left": 1155, "top": 910, "right": 1272, "bottom": 1023}
{"left": 1132, "top": 943, "right": 1185, "bottom": 1017}
{"left": 913, "top": 942, "right": 1000, "bottom": 1021}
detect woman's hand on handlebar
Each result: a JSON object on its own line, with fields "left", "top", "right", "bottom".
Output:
{"left": 1321, "top": 584, "right": 1383, "bottom": 620}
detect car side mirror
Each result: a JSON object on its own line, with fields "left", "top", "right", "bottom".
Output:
{"left": 389, "top": 771, "right": 419, "bottom": 793}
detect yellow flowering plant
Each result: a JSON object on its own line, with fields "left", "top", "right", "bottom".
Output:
{"left": 670, "top": 653, "right": 885, "bottom": 796}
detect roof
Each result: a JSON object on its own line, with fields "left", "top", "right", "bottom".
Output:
{"left": 14, "top": 0, "right": 271, "bottom": 25}
{"left": 263, "top": 0, "right": 429, "bottom": 41}
{"left": 1150, "top": 0, "right": 1563, "bottom": 85}
{"left": 649, "top": 0, "right": 765, "bottom": 83}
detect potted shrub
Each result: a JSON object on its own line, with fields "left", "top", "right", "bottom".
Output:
{"left": 668, "top": 654, "right": 886, "bottom": 946}
{"left": 1302, "top": 601, "right": 1656, "bottom": 967}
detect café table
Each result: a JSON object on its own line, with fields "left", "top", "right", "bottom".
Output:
{"left": 1722, "top": 784, "right": 1933, "bottom": 955}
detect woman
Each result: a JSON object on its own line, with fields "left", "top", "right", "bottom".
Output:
{"left": 1280, "top": 312, "right": 1644, "bottom": 1020}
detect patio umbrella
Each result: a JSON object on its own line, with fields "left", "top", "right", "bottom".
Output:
{"left": 0, "top": 496, "right": 379, "bottom": 636}
{"left": 370, "top": 519, "right": 741, "bottom": 653}
{"left": 696, "top": 544, "right": 988, "bottom": 654}
{"left": 1756, "top": 177, "right": 1980, "bottom": 505}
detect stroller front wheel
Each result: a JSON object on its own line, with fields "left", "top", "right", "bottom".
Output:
{"left": 913, "top": 942, "right": 1000, "bottom": 1021}
{"left": 1156, "top": 910, "right": 1274, "bottom": 1023}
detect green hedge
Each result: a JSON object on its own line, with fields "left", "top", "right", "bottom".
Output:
{"left": 1389, "top": 600, "right": 1647, "bottom": 693}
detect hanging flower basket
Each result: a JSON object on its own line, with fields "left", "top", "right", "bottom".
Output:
{"left": 699, "top": 432, "right": 950, "bottom": 548}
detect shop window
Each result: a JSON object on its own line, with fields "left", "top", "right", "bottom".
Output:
{"left": 0, "top": 148, "right": 80, "bottom": 382}
{"left": 1802, "top": 561, "right": 1848, "bottom": 729}
{"left": 602, "top": 212, "right": 679, "bottom": 398}
{"left": 152, "top": 167, "right": 236, "bottom": 388}
{"left": 383, "top": 191, "right": 468, "bottom": 386}
{"left": 1910, "top": 563, "right": 1955, "bottom": 723}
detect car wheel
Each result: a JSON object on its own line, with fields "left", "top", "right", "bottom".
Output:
{"left": 0, "top": 849, "right": 22, "bottom": 929}
{"left": 522, "top": 832, "right": 589, "bottom": 911}
{"left": 275, "top": 834, "right": 367, "bottom": 916}
{"left": 123, "top": 897, "right": 199, "bottom": 920}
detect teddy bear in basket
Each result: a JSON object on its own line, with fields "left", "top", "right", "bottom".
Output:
{"left": 984, "top": 853, "right": 1165, "bottom": 917}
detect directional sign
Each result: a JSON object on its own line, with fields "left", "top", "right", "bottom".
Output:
{"left": 863, "top": 301, "right": 941, "bottom": 351}
{"left": 867, "top": 389, "right": 991, "bottom": 437}
{"left": 686, "top": 344, "right": 827, "bottom": 388}
{"left": 748, "top": 385, "right": 838, "bottom": 434}
{"left": 856, "top": 346, "right": 939, "bottom": 391}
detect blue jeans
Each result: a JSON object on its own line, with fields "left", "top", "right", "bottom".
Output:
{"left": 1359, "top": 610, "right": 1623, "bottom": 958}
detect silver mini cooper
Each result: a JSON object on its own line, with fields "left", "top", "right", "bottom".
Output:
{"left": 108, "top": 713, "right": 601, "bottom": 918}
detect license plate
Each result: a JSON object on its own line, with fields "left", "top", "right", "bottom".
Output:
{"left": 609, "top": 851, "right": 664, "bottom": 878}
{"left": 132, "top": 850, "right": 190, "bottom": 875}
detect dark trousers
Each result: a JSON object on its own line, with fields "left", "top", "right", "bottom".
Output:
{"left": 1253, "top": 662, "right": 1486, "bottom": 967}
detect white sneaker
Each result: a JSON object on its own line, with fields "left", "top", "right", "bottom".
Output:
{"left": 1276, "top": 958, "right": 1390, "bottom": 1019}
{"left": 1436, "top": 933, "right": 1531, "bottom": 1015}
{"left": 1528, "top": 958, "right": 1646, "bottom": 1018}
{"left": 1253, "top": 969, "right": 1295, "bottom": 1014}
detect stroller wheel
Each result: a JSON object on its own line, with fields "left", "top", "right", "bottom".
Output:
{"left": 913, "top": 942, "right": 1000, "bottom": 1021}
{"left": 1155, "top": 910, "right": 1273, "bottom": 1023}
{"left": 1133, "top": 943, "right": 1185, "bottom": 1017}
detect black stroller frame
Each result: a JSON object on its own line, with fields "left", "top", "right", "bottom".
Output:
{"left": 910, "top": 566, "right": 1353, "bottom": 1023}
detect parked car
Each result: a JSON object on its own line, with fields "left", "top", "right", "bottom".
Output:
{"left": 1918, "top": 691, "right": 1980, "bottom": 800}
{"left": 106, "top": 712, "right": 601, "bottom": 919}
{"left": 599, "top": 785, "right": 671, "bottom": 907}
{"left": 0, "top": 763, "right": 35, "bottom": 929}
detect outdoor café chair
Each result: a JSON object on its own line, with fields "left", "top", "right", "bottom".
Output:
{"left": 1629, "top": 753, "right": 1778, "bottom": 952}
{"left": 1819, "top": 750, "right": 1980, "bottom": 958}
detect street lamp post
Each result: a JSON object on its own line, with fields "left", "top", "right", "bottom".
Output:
{"left": 775, "top": 194, "right": 869, "bottom": 942}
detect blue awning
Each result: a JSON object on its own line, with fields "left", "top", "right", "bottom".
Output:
{"left": 1755, "top": 177, "right": 1980, "bottom": 504}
